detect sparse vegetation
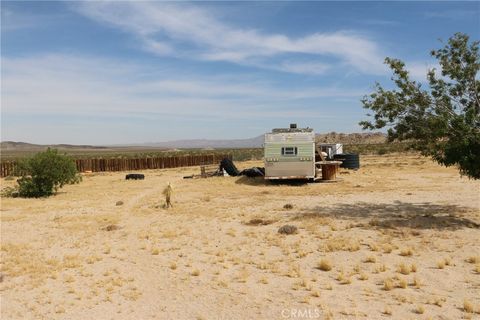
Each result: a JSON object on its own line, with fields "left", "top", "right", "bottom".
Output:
{"left": 399, "top": 248, "right": 413, "bottom": 257}
{"left": 398, "top": 278, "right": 407, "bottom": 289}
{"left": 466, "top": 256, "right": 479, "bottom": 264}
{"left": 415, "top": 305, "right": 425, "bottom": 314}
{"left": 384, "top": 278, "right": 394, "bottom": 291}
{"left": 437, "top": 260, "right": 446, "bottom": 269}
{"left": 317, "top": 259, "right": 332, "bottom": 271}
{"left": 464, "top": 300, "right": 474, "bottom": 313}
{"left": 1, "top": 153, "right": 477, "bottom": 319}
{"left": 191, "top": 269, "right": 200, "bottom": 277}
{"left": 397, "top": 263, "right": 412, "bottom": 275}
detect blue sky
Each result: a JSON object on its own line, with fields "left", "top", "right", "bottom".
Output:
{"left": 1, "top": 1, "right": 479, "bottom": 144}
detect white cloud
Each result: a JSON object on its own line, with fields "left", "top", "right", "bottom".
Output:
{"left": 74, "top": 2, "right": 386, "bottom": 75}
{"left": 405, "top": 61, "right": 440, "bottom": 82}
{"left": 2, "top": 54, "right": 366, "bottom": 118}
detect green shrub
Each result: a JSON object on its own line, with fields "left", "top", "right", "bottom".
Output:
{"left": 15, "top": 148, "right": 81, "bottom": 197}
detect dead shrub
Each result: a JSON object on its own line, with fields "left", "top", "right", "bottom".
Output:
{"left": 102, "top": 224, "right": 121, "bottom": 232}
{"left": 246, "top": 218, "right": 273, "bottom": 226}
{"left": 278, "top": 225, "right": 298, "bottom": 235}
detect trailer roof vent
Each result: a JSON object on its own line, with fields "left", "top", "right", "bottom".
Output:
{"left": 290, "top": 123, "right": 297, "bottom": 129}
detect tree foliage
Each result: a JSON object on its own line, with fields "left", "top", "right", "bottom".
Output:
{"left": 360, "top": 33, "right": 480, "bottom": 179}
{"left": 15, "top": 148, "right": 81, "bottom": 197}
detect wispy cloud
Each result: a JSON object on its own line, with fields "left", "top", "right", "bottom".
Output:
{"left": 74, "top": 2, "right": 386, "bottom": 75}
{"left": 405, "top": 61, "right": 440, "bottom": 82}
{"left": 2, "top": 54, "right": 366, "bottom": 118}
{"left": 1, "top": 7, "right": 67, "bottom": 32}
{"left": 425, "top": 9, "right": 479, "bottom": 20}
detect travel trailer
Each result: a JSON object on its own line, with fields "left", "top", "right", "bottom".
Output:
{"left": 264, "top": 124, "right": 316, "bottom": 180}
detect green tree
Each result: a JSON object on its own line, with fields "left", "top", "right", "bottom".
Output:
{"left": 360, "top": 33, "right": 480, "bottom": 179}
{"left": 15, "top": 148, "right": 81, "bottom": 197}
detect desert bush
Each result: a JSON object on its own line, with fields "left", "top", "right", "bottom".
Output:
{"left": 15, "top": 148, "right": 81, "bottom": 197}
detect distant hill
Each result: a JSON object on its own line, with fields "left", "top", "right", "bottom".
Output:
{"left": 1, "top": 132, "right": 386, "bottom": 153}
{"left": 0, "top": 141, "right": 109, "bottom": 150}
{"left": 144, "top": 135, "right": 265, "bottom": 149}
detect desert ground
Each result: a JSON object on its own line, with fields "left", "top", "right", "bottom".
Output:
{"left": 1, "top": 154, "right": 479, "bottom": 320}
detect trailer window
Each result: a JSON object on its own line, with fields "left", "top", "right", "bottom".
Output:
{"left": 281, "top": 147, "right": 297, "bottom": 156}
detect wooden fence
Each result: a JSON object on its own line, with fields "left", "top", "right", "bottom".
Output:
{"left": 0, "top": 154, "right": 231, "bottom": 178}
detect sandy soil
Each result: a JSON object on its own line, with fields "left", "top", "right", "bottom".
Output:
{"left": 1, "top": 154, "right": 479, "bottom": 320}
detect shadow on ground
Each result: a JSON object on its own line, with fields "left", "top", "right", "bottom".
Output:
{"left": 234, "top": 176, "right": 309, "bottom": 186}
{"left": 293, "top": 201, "right": 479, "bottom": 230}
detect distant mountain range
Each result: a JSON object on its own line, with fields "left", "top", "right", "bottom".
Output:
{"left": 1, "top": 132, "right": 386, "bottom": 151}
{"left": 0, "top": 141, "right": 109, "bottom": 150}
{"left": 141, "top": 135, "right": 265, "bottom": 149}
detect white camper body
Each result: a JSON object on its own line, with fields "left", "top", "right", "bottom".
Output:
{"left": 264, "top": 125, "right": 316, "bottom": 180}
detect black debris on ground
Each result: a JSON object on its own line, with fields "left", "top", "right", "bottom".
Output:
{"left": 126, "top": 174, "right": 145, "bottom": 180}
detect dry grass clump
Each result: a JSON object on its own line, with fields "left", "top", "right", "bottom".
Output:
{"left": 151, "top": 248, "right": 160, "bottom": 255}
{"left": 324, "top": 236, "right": 360, "bottom": 252}
{"left": 383, "top": 244, "right": 393, "bottom": 254}
{"left": 364, "top": 255, "right": 376, "bottom": 263}
{"left": 415, "top": 304, "right": 425, "bottom": 314}
{"left": 437, "top": 260, "right": 445, "bottom": 269}
{"left": 63, "top": 255, "right": 81, "bottom": 269}
{"left": 429, "top": 296, "right": 445, "bottom": 307}
{"left": 466, "top": 256, "right": 480, "bottom": 264}
{"left": 375, "top": 264, "right": 387, "bottom": 273}
{"left": 382, "top": 306, "right": 392, "bottom": 315}
{"left": 412, "top": 276, "right": 422, "bottom": 288}
{"left": 358, "top": 272, "right": 369, "bottom": 281}
{"left": 463, "top": 300, "right": 474, "bottom": 313}
{"left": 336, "top": 271, "right": 351, "bottom": 285}
{"left": 169, "top": 262, "right": 177, "bottom": 270}
{"left": 398, "top": 278, "right": 407, "bottom": 289}
{"left": 444, "top": 257, "right": 452, "bottom": 266}
{"left": 383, "top": 278, "right": 394, "bottom": 291}
{"left": 317, "top": 259, "right": 332, "bottom": 271}
{"left": 399, "top": 248, "right": 413, "bottom": 256}
{"left": 397, "top": 263, "right": 412, "bottom": 275}
{"left": 191, "top": 269, "right": 200, "bottom": 276}
{"left": 415, "top": 305, "right": 425, "bottom": 314}
{"left": 55, "top": 306, "right": 66, "bottom": 314}
{"left": 475, "top": 264, "right": 480, "bottom": 274}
